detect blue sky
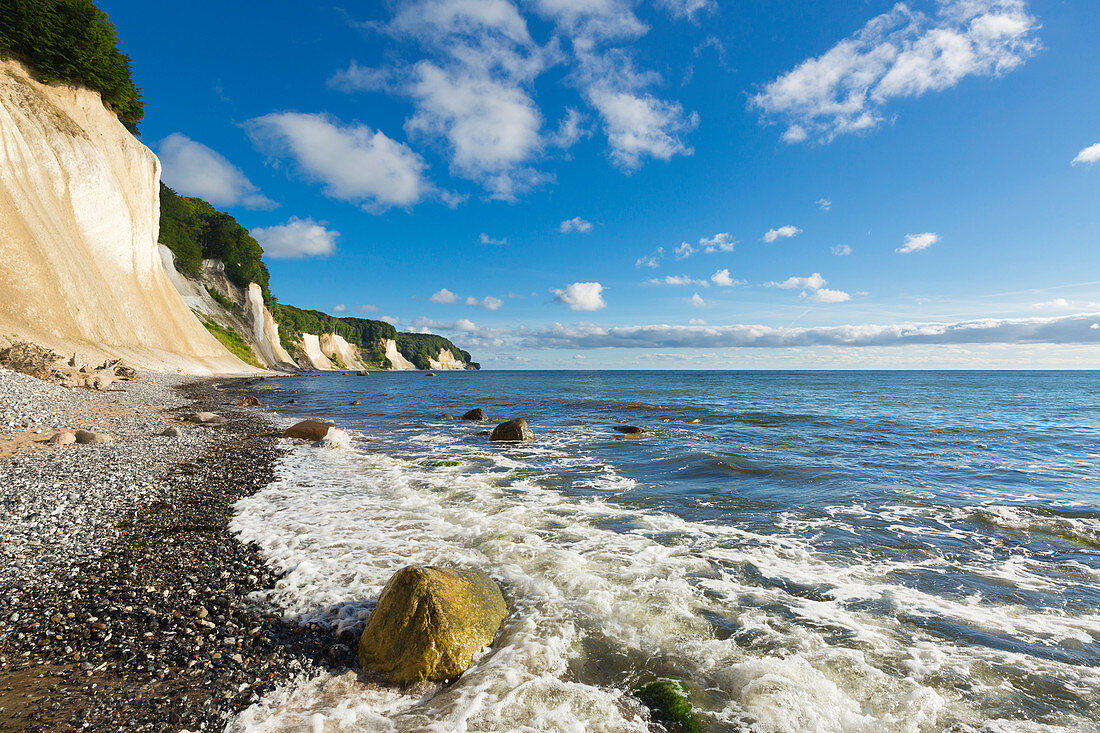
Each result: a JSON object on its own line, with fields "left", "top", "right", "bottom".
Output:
{"left": 103, "top": 0, "right": 1099, "bottom": 368}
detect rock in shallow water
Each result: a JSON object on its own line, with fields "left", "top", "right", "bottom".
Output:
{"left": 613, "top": 425, "right": 645, "bottom": 434}
{"left": 283, "top": 419, "right": 337, "bottom": 441}
{"left": 489, "top": 418, "right": 535, "bottom": 442}
{"left": 461, "top": 408, "right": 488, "bottom": 421}
{"left": 236, "top": 395, "right": 261, "bottom": 407}
{"left": 358, "top": 566, "right": 507, "bottom": 684}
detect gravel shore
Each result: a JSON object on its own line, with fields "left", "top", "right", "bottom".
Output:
{"left": 0, "top": 368, "right": 356, "bottom": 731}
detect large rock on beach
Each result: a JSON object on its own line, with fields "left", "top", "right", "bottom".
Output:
{"left": 74, "top": 430, "right": 111, "bottom": 444}
{"left": 49, "top": 431, "right": 76, "bottom": 445}
{"left": 461, "top": 408, "right": 488, "bottom": 421}
{"left": 283, "top": 419, "right": 337, "bottom": 441}
{"left": 190, "top": 412, "right": 226, "bottom": 424}
{"left": 489, "top": 418, "right": 535, "bottom": 442}
{"left": 359, "top": 566, "right": 507, "bottom": 684}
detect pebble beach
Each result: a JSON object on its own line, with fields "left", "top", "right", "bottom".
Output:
{"left": 0, "top": 368, "right": 355, "bottom": 731}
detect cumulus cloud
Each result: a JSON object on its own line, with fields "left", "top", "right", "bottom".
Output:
{"left": 480, "top": 233, "right": 507, "bottom": 245}
{"left": 553, "top": 281, "right": 606, "bottom": 311}
{"left": 647, "top": 275, "right": 707, "bottom": 287}
{"left": 675, "top": 242, "right": 695, "bottom": 259}
{"left": 586, "top": 87, "right": 698, "bottom": 170}
{"left": 332, "top": 304, "right": 348, "bottom": 313}
{"left": 686, "top": 292, "right": 707, "bottom": 308}
{"left": 711, "top": 268, "right": 744, "bottom": 287}
{"left": 251, "top": 217, "right": 339, "bottom": 258}
{"left": 817, "top": 198, "right": 832, "bottom": 211}
{"left": 769, "top": 273, "right": 827, "bottom": 290}
{"left": 689, "top": 318, "right": 706, "bottom": 325}
{"left": 429, "top": 287, "right": 459, "bottom": 304}
{"left": 803, "top": 287, "right": 852, "bottom": 303}
{"left": 635, "top": 247, "right": 663, "bottom": 268}
{"left": 466, "top": 295, "right": 504, "bottom": 310}
{"left": 897, "top": 232, "right": 940, "bottom": 253}
{"left": 1072, "top": 142, "right": 1100, "bottom": 166}
{"left": 752, "top": 0, "right": 1040, "bottom": 143}
{"left": 701, "top": 232, "right": 736, "bottom": 253}
{"left": 763, "top": 225, "right": 802, "bottom": 243}
{"left": 520, "top": 313, "right": 1100, "bottom": 350}
{"left": 559, "top": 216, "right": 594, "bottom": 233}
{"left": 832, "top": 244, "right": 853, "bottom": 256}
{"left": 656, "top": 0, "right": 716, "bottom": 20}
{"left": 247, "top": 112, "right": 429, "bottom": 211}
{"left": 159, "top": 134, "right": 275, "bottom": 210}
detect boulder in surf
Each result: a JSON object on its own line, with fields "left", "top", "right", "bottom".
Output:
{"left": 283, "top": 419, "right": 337, "bottom": 441}
{"left": 359, "top": 566, "right": 507, "bottom": 684}
{"left": 489, "top": 418, "right": 535, "bottom": 442}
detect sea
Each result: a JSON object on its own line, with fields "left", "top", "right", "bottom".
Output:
{"left": 226, "top": 370, "right": 1100, "bottom": 733}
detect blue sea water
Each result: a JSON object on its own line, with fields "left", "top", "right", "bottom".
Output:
{"left": 229, "top": 371, "right": 1100, "bottom": 733}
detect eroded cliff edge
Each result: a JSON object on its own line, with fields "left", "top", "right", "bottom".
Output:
{"left": 0, "top": 59, "right": 254, "bottom": 374}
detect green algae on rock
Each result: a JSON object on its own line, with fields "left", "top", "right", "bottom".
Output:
{"left": 635, "top": 677, "right": 701, "bottom": 733}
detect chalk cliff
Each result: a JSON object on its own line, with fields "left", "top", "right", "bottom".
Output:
{"left": 0, "top": 60, "right": 252, "bottom": 374}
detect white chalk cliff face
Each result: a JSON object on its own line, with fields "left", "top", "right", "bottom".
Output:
{"left": 298, "top": 333, "right": 335, "bottom": 370}
{"left": 319, "top": 333, "right": 367, "bottom": 370}
{"left": 429, "top": 348, "right": 467, "bottom": 370}
{"left": 384, "top": 339, "right": 417, "bottom": 370}
{"left": 0, "top": 60, "right": 252, "bottom": 374}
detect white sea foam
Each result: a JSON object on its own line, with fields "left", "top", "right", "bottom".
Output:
{"left": 229, "top": 434, "right": 1100, "bottom": 732}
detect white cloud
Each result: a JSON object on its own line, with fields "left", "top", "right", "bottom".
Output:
{"left": 711, "top": 268, "right": 744, "bottom": 287}
{"left": 752, "top": 0, "right": 1040, "bottom": 143}
{"left": 1034, "top": 298, "right": 1070, "bottom": 309}
{"left": 817, "top": 197, "right": 833, "bottom": 211}
{"left": 769, "top": 272, "right": 827, "bottom": 290}
{"left": 686, "top": 292, "right": 707, "bottom": 308}
{"left": 559, "top": 216, "right": 594, "bottom": 233}
{"left": 328, "top": 61, "right": 398, "bottom": 93}
{"left": 430, "top": 287, "right": 459, "bottom": 304}
{"left": 381, "top": 315, "right": 401, "bottom": 325}
{"left": 635, "top": 247, "right": 663, "bottom": 268}
{"left": 689, "top": 318, "right": 706, "bottom": 325}
{"left": 553, "top": 281, "right": 606, "bottom": 311}
{"left": 355, "top": 304, "right": 379, "bottom": 313}
{"left": 1072, "top": 142, "right": 1100, "bottom": 165}
{"left": 247, "top": 112, "right": 428, "bottom": 211}
{"left": 520, "top": 313, "right": 1100, "bottom": 350}
{"left": 159, "top": 134, "right": 275, "bottom": 210}
{"left": 454, "top": 318, "right": 478, "bottom": 332}
{"left": 251, "top": 217, "right": 339, "bottom": 259}
{"left": 332, "top": 304, "right": 348, "bottom": 313}
{"left": 897, "top": 232, "right": 940, "bottom": 253}
{"left": 701, "top": 232, "right": 736, "bottom": 253}
{"left": 480, "top": 233, "right": 507, "bottom": 245}
{"left": 550, "top": 108, "right": 587, "bottom": 148}
{"left": 656, "top": 0, "right": 716, "bottom": 20}
{"left": 832, "top": 244, "right": 853, "bottom": 256}
{"left": 803, "top": 287, "right": 852, "bottom": 303}
{"left": 647, "top": 275, "right": 707, "bottom": 287}
{"left": 587, "top": 88, "right": 697, "bottom": 170}
{"left": 465, "top": 295, "right": 504, "bottom": 310}
{"left": 674, "top": 241, "right": 695, "bottom": 259}
{"left": 764, "top": 225, "right": 802, "bottom": 243}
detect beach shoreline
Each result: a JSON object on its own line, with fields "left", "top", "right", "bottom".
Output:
{"left": 0, "top": 368, "right": 354, "bottom": 731}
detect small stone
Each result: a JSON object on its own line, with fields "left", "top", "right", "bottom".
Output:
{"left": 74, "top": 430, "right": 111, "bottom": 445}
{"left": 48, "top": 431, "right": 77, "bottom": 445}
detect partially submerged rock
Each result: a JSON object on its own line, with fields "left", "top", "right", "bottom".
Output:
{"left": 283, "top": 419, "right": 337, "bottom": 441}
{"left": 74, "top": 430, "right": 111, "bottom": 445}
{"left": 425, "top": 372, "right": 437, "bottom": 377}
{"left": 359, "top": 566, "right": 507, "bottom": 684}
{"left": 489, "top": 418, "right": 535, "bottom": 442}
{"left": 635, "top": 678, "right": 701, "bottom": 733}
{"left": 236, "top": 395, "right": 261, "bottom": 407}
{"left": 613, "top": 425, "right": 645, "bottom": 434}
{"left": 349, "top": 400, "right": 362, "bottom": 406}
{"left": 439, "top": 413, "right": 455, "bottom": 420}
{"left": 356, "top": 370, "right": 369, "bottom": 376}
{"left": 461, "top": 408, "right": 488, "bottom": 421}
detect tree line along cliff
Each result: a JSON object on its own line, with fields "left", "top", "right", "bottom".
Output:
{"left": 159, "top": 185, "right": 478, "bottom": 370}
